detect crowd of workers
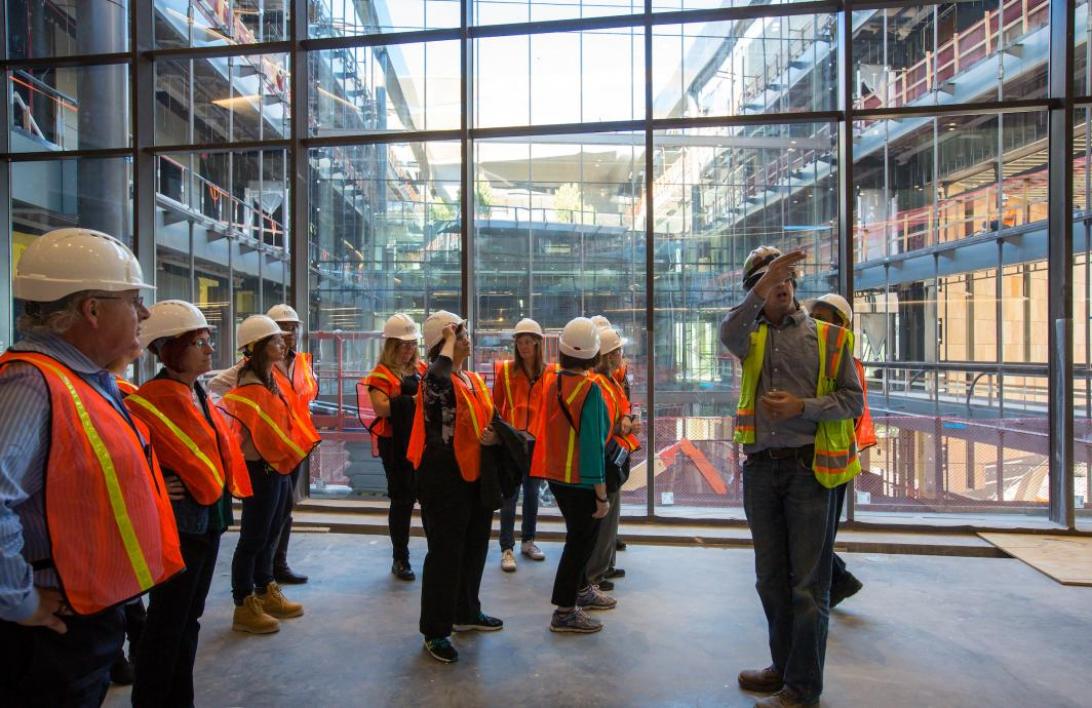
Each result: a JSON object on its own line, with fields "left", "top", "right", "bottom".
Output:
{"left": 0, "top": 228, "right": 870, "bottom": 708}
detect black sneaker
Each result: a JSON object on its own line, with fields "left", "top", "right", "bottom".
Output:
{"left": 274, "top": 565, "right": 309, "bottom": 584}
{"left": 423, "top": 636, "right": 458, "bottom": 663}
{"left": 453, "top": 612, "right": 504, "bottom": 632}
{"left": 598, "top": 579, "right": 614, "bottom": 591}
{"left": 392, "top": 560, "right": 416, "bottom": 581}
{"left": 830, "top": 573, "right": 863, "bottom": 608}
{"left": 605, "top": 567, "right": 625, "bottom": 579}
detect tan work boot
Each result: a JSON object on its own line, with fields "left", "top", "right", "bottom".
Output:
{"left": 260, "top": 581, "right": 304, "bottom": 618}
{"left": 232, "top": 594, "right": 280, "bottom": 634}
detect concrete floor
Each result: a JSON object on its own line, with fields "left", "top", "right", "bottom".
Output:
{"left": 106, "top": 532, "right": 1091, "bottom": 708}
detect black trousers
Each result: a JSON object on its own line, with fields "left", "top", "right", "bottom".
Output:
{"left": 273, "top": 466, "right": 302, "bottom": 570}
{"left": 831, "top": 483, "right": 850, "bottom": 585}
{"left": 0, "top": 604, "right": 124, "bottom": 708}
{"left": 549, "top": 481, "right": 602, "bottom": 608}
{"left": 416, "top": 447, "right": 493, "bottom": 639}
{"left": 232, "top": 461, "right": 292, "bottom": 603}
{"left": 379, "top": 436, "right": 417, "bottom": 563}
{"left": 131, "top": 530, "right": 221, "bottom": 708}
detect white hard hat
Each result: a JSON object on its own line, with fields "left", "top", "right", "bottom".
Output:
{"left": 589, "top": 315, "right": 612, "bottom": 330}
{"left": 742, "top": 245, "right": 784, "bottom": 290}
{"left": 512, "top": 318, "right": 544, "bottom": 338}
{"left": 559, "top": 317, "right": 600, "bottom": 360}
{"left": 383, "top": 313, "right": 419, "bottom": 342}
{"left": 814, "top": 293, "right": 853, "bottom": 326}
{"left": 422, "top": 310, "right": 466, "bottom": 350}
{"left": 13, "top": 228, "right": 155, "bottom": 302}
{"left": 140, "top": 300, "right": 214, "bottom": 349}
{"left": 237, "top": 315, "right": 283, "bottom": 352}
{"left": 599, "top": 328, "right": 622, "bottom": 355}
{"left": 266, "top": 303, "right": 301, "bottom": 324}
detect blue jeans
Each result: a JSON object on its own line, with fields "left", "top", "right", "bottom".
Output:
{"left": 498, "top": 471, "right": 540, "bottom": 550}
{"left": 742, "top": 452, "right": 837, "bottom": 703}
{"left": 232, "top": 461, "right": 292, "bottom": 604}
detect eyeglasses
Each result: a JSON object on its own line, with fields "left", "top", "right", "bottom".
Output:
{"left": 190, "top": 337, "right": 213, "bottom": 349}
{"left": 94, "top": 294, "right": 145, "bottom": 309}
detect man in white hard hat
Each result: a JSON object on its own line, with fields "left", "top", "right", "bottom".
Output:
{"left": 0, "top": 228, "right": 183, "bottom": 705}
{"left": 808, "top": 293, "right": 878, "bottom": 610}
{"left": 265, "top": 304, "right": 319, "bottom": 586}
{"left": 721, "top": 246, "right": 862, "bottom": 708}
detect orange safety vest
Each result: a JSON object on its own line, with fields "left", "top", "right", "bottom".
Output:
{"left": 126, "top": 379, "right": 253, "bottom": 504}
{"left": 0, "top": 352, "right": 184, "bottom": 615}
{"left": 406, "top": 369, "right": 494, "bottom": 482}
{"left": 219, "top": 383, "right": 321, "bottom": 474}
{"left": 854, "top": 358, "right": 878, "bottom": 452}
{"left": 115, "top": 376, "right": 139, "bottom": 397}
{"left": 530, "top": 369, "right": 596, "bottom": 485}
{"left": 272, "top": 353, "right": 319, "bottom": 439}
{"left": 357, "top": 360, "right": 426, "bottom": 439}
{"left": 492, "top": 359, "right": 547, "bottom": 433}
{"left": 593, "top": 371, "right": 641, "bottom": 452}
{"left": 612, "top": 363, "right": 627, "bottom": 387}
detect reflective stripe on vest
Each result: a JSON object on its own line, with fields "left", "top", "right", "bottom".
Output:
{"left": 0, "top": 352, "right": 184, "bottom": 614}
{"left": 359, "top": 364, "right": 400, "bottom": 438}
{"left": 115, "top": 376, "right": 139, "bottom": 397}
{"left": 530, "top": 370, "right": 594, "bottom": 485}
{"left": 126, "top": 379, "right": 253, "bottom": 503}
{"left": 221, "top": 386, "right": 317, "bottom": 473}
{"left": 405, "top": 369, "right": 494, "bottom": 482}
{"left": 273, "top": 366, "right": 319, "bottom": 439}
{"left": 733, "top": 320, "right": 861, "bottom": 488}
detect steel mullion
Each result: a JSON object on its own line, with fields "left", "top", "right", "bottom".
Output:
{"left": 147, "top": 41, "right": 292, "bottom": 62}
{"left": 0, "top": 51, "right": 131, "bottom": 71}
{"left": 856, "top": 99, "right": 1051, "bottom": 121}
{"left": 644, "top": 0, "right": 655, "bottom": 520}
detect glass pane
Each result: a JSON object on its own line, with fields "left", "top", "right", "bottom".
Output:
{"left": 11, "top": 157, "right": 133, "bottom": 250}
{"left": 1077, "top": 0, "right": 1092, "bottom": 98}
{"left": 310, "top": 42, "right": 460, "bottom": 136}
{"left": 9, "top": 64, "right": 130, "bottom": 152}
{"left": 307, "top": 142, "right": 461, "bottom": 498}
{"left": 853, "top": 112, "right": 1050, "bottom": 524}
{"left": 1076, "top": 106, "right": 1092, "bottom": 528}
{"left": 474, "top": 0, "right": 639, "bottom": 24}
{"left": 473, "top": 133, "right": 648, "bottom": 516}
{"left": 311, "top": 0, "right": 460, "bottom": 37}
{"left": 154, "top": 0, "right": 287, "bottom": 49}
{"left": 651, "top": 0, "right": 829, "bottom": 9}
{"left": 6, "top": 0, "right": 128, "bottom": 59}
{"left": 155, "top": 54, "right": 290, "bottom": 144}
{"left": 653, "top": 16, "right": 837, "bottom": 119}
{"left": 852, "top": 2, "right": 1050, "bottom": 110}
{"left": 474, "top": 28, "right": 643, "bottom": 128}
{"left": 156, "top": 149, "right": 290, "bottom": 360}
{"left": 654, "top": 123, "right": 837, "bottom": 519}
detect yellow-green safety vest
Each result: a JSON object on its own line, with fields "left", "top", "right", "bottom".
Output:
{"left": 733, "top": 319, "right": 862, "bottom": 488}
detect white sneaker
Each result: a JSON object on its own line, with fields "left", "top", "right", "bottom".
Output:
{"left": 521, "top": 541, "right": 546, "bottom": 561}
{"left": 501, "top": 548, "right": 517, "bottom": 572}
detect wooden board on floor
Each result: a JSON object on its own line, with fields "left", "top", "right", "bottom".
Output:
{"left": 978, "top": 533, "right": 1092, "bottom": 586}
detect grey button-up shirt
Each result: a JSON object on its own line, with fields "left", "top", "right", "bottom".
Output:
{"left": 720, "top": 290, "right": 864, "bottom": 455}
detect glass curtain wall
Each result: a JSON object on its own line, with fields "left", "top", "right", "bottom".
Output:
{"left": 2, "top": 0, "right": 1085, "bottom": 528}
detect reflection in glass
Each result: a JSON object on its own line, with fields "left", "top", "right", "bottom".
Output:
{"left": 155, "top": 54, "right": 290, "bottom": 144}
{"left": 6, "top": 0, "right": 129, "bottom": 59}
{"left": 154, "top": 0, "right": 287, "bottom": 49}
{"left": 653, "top": 16, "right": 837, "bottom": 119}
{"left": 310, "top": 43, "right": 460, "bottom": 136}
{"left": 9, "top": 65, "right": 130, "bottom": 152}
{"left": 11, "top": 158, "right": 133, "bottom": 248}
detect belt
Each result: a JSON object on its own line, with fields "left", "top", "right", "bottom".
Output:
{"left": 752, "top": 444, "right": 813, "bottom": 461}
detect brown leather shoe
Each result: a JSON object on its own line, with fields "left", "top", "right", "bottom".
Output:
{"left": 738, "top": 665, "right": 784, "bottom": 693}
{"left": 753, "top": 686, "right": 818, "bottom": 707}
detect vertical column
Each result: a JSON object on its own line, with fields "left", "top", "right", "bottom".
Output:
{"left": 837, "top": 7, "right": 855, "bottom": 522}
{"left": 461, "top": 0, "right": 473, "bottom": 321}
{"left": 132, "top": 0, "right": 155, "bottom": 291}
{"left": 1, "top": 8, "right": 10, "bottom": 350}
{"left": 81, "top": 0, "right": 129, "bottom": 239}
{"left": 1047, "top": 0, "right": 1075, "bottom": 528}
{"left": 289, "top": 0, "right": 310, "bottom": 334}
{"left": 644, "top": 0, "right": 655, "bottom": 518}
